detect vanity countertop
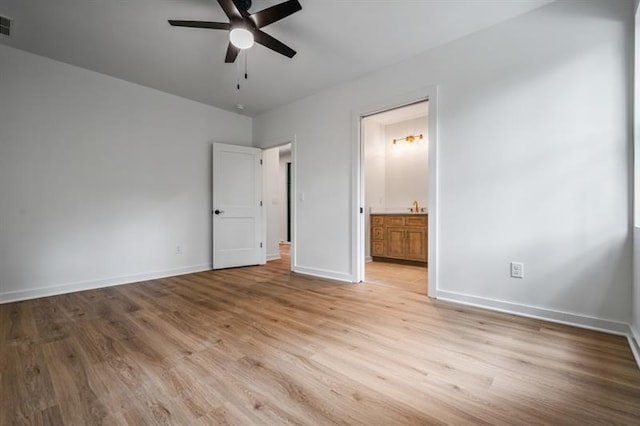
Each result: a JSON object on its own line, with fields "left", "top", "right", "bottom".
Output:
{"left": 370, "top": 212, "right": 427, "bottom": 215}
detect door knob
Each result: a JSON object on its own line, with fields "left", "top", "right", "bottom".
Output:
{"left": 214, "top": 209, "right": 224, "bottom": 215}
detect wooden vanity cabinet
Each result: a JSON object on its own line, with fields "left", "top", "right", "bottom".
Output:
{"left": 370, "top": 214, "right": 427, "bottom": 264}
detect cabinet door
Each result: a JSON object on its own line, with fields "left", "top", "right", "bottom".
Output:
{"left": 386, "top": 227, "right": 406, "bottom": 259}
{"left": 405, "top": 228, "right": 427, "bottom": 261}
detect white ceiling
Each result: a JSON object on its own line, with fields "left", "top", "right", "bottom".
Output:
{"left": 0, "top": 0, "right": 553, "bottom": 116}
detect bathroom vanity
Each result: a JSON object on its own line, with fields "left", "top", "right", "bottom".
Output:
{"left": 370, "top": 213, "right": 427, "bottom": 264}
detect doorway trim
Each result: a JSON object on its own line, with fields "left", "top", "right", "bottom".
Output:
{"left": 352, "top": 86, "right": 438, "bottom": 297}
{"left": 261, "top": 135, "right": 297, "bottom": 271}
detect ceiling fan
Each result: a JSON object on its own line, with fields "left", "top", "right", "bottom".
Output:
{"left": 169, "top": 0, "right": 302, "bottom": 63}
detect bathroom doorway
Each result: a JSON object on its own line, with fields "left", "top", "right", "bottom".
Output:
{"left": 360, "top": 101, "right": 430, "bottom": 295}
{"left": 263, "top": 142, "right": 294, "bottom": 268}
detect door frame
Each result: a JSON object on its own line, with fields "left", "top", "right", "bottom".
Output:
{"left": 352, "top": 86, "right": 439, "bottom": 297}
{"left": 261, "top": 136, "right": 297, "bottom": 271}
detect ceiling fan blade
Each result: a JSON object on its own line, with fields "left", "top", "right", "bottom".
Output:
{"left": 251, "top": 0, "right": 302, "bottom": 28}
{"left": 168, "top": 20, "right": 230, "bottom": 30}
{"left": 225, "top": 42, "right": 240, "bottom": 63}
{"left": 217, "top": 0, "right": 243, "bottom": 21}
{"left": 254, "top": 30, "right": 296, "bottom": 58}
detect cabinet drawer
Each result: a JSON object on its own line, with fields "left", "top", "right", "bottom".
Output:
{"left": 371, "top": 215, "right": 384, "bottom": 226}
{"left": 406, "top": 216, "right": 427, "bottom": 227}
{"left": 372, "top": 227, "right": 384, "bottom": 240}
{"left": 385, "top": 216, "right": 405, "bottom": 226}
{"left": 371, "top": 241, "right": 385, "bottom": 256}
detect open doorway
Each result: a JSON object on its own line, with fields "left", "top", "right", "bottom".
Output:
{"left": 361, "top": 101, "right": 429, "bottom": 294}
{"left": 263, "top": 143, "right": 293, "bottom": 269}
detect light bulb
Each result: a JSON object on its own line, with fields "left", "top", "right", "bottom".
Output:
{"left": 230, "top": 27, "right": 254, "bottom": 49}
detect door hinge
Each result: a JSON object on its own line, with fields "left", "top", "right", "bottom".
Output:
{"left": 260, "top": 159, "right": 263, "bottom": 165}
{"left": 260, "top": 242, "right": 263, "bottom": 248}
{"left": 260, "top": 200, "right": 263, "bottom": 206}
{"left": 360, "top": 207, "right": 363, "bottom": 214}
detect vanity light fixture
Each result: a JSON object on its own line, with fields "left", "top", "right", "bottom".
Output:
{"left": 392, "top": 133, "right": 423, "bottom": 145}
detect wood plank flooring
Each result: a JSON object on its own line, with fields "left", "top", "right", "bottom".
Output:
{"left": 2, "top": 251, "right": 640, "bottom": 424}
{"left": 365, "top": 260, "right": 428, "bottom": 294}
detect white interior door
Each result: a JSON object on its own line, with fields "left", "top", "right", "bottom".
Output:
{"left": 212, "top": 143, "right": 263, "bottom": 269}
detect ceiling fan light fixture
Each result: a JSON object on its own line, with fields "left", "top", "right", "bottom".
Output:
{"left": 230, "top": 27, "right": 254, "bottom": 49}
{"left": 168, "top": 0, "right": 301, "bottom": 62}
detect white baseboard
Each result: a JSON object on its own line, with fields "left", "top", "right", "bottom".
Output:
{"left": 436, "top": 290, "right": 631, "bottom": 336}
{"left": 292, "top": 265, "right": 354, "bottom": 283}
{"left": 630, "top": 326, "right": 640, "bottom": 369}
{"left": 266, "top": 253, "right": 281, "bottom": 261}
{"left": 365, "top": 256, "right": 373, "bottom": 263}
{"left": 0, "top": 263, "right": 212, "bottom": 304}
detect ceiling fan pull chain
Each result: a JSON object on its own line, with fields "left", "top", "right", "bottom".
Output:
{"left": 236, "top": 55, "right": 241, "bottom": 90}
{"left": 245, "top": 50, "right": 248, "bottom": 80}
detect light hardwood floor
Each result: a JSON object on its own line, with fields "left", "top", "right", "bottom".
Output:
{"left": 2, "top": 251, "right": 640, "bottom": 424}
{"left": 365, "top": 260, "right": 427, "bottom": 294}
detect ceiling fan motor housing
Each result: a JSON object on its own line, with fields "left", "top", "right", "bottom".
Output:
{"left": 233, "top": 0, "right": 252, "bottom": 12}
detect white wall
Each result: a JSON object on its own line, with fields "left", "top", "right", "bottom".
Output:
{"left": 279, "top": 149, "right": 291, "bottom": 243}
{"left": 632, "top": 1, "right": 640, "bottom": 347}
{"left": 384, "top": 117, "right": 428, "bottom": 211}
{"left": 0, "top": 44, "right": 252, "bottom": 302}
{"left": 263, "top": 147, "right": 281, "bottom": 260}
{"left": 363, "top": 118, "right": 386, "bottom": 258}
{"left": 254, "top": 0, "right": 634, "bottom": 328}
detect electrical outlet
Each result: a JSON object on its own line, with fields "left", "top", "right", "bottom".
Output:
{"left": 510, "top": 262, "right": 524, "bottom": 278}
{"left": 176, "top": 245, "right": 182, "bottom": 255}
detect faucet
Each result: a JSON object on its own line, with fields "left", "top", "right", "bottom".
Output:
{"left": 412, "top": 200, "right": 419, "bottom": 212}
